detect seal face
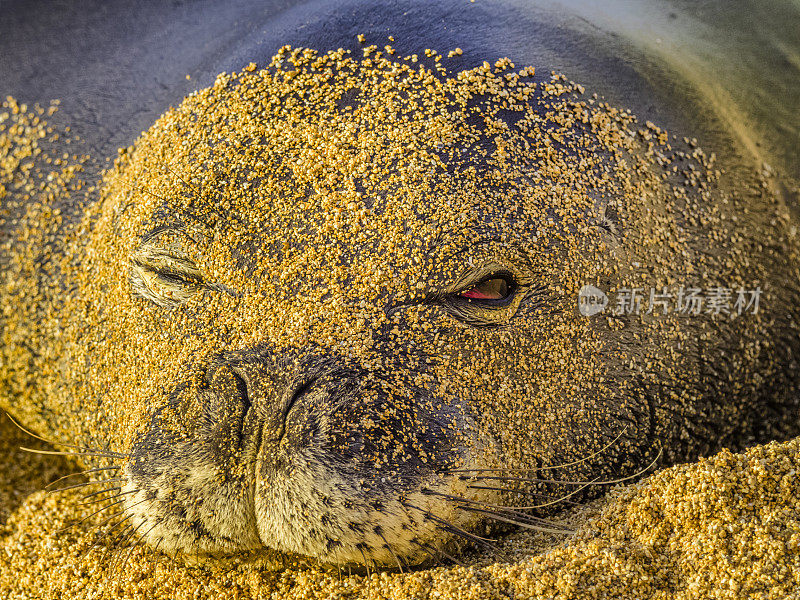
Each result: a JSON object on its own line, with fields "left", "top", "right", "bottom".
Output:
{"left": 2, "top": 41, "right": 800, "bottom": 567}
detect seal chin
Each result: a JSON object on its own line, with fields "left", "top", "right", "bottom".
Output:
{"left": 252, "top": 376, "right": 484, "bottom": 565}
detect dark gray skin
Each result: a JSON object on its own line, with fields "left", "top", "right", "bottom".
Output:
{"left": 3, "top": 0, "right": 797, "bottom": 181}
{"left": 2, "top": 0, "right": 800, "bottom": 566}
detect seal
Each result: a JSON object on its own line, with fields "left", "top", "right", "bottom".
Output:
{"left": 1, "top": 0, "right": 799, "bottom": 567}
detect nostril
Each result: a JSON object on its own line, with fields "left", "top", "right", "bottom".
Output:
{"left": 276, "top": 376, "right": 319, "bottom": 446}
{"left": 286, "top": 378, "right": 313, "bottom": 415}
{"left": 207, "top": 364, "right": 252, "bottom": 420}
{"left": 228, "top": 367, "right": 252, "bottom": 413}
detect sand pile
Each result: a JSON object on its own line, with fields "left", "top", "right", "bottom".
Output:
{"left": 1, "top": 411, "right": 798, "bottom": 599}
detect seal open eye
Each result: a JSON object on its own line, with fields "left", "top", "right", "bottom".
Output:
{"left": 456, "top": 273, "right": 516, "bottom": 305}
{"left": 460, "top": 277, "right": 510, "bottom": 301}
{"left": 440, "top": 271, "right": 520, "bottom": 327}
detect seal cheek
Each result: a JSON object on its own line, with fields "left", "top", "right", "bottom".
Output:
{"left": 253, "top": 441, "right": 446, "bottom": 565}
{"left": 251, "top": 382, "right": 487, "bottom": 565}
{"left": 122, "top": 451, "right": 261, "bottom": 555}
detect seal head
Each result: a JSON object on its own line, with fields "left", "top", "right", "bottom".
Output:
{"left": 65, "top": 47, "right": 790, "bottom": 565}
{"left": 3, "top": 41, "right": 799, "bottom": 567}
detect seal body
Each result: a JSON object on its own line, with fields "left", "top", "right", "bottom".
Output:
{"left": 1, "top": 0, "right": 799, "bottom": 566}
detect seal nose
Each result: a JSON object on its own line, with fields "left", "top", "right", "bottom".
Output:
{"left": 207, "top": 355, "right": 302, "bottom": 444}
{"left": 203, "top": 365, "right": 251, "bottom": 446}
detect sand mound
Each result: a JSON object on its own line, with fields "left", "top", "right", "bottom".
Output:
{"left": 2, "top": 412, "right": 797, "bottom": 600}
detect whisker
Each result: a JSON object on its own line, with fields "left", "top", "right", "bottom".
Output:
{"left": 460, "top": 479, "right": 596, "bottom": 511}
{"left": 48, "top": 477, "right": 126, "bottom": 495}
{"left": 60, "top": 508, "right": 123, "bottom": 535}
{"left": 101, "top": 513, "right": 135, "bottom": 541}
{"left": 19, "top": 447, "right": 129, "bottom": 460}
{"left": 151, "top": 535, "right": 165, "bottom": 559}
{"left": 82, "top": 514, "right": 135, "bottom": 559}
{"left": 401, "top": 500, "right": 503, "bottom": 556}
{"left": 422, "top": 489, "right": 576, "bottom": 525}
{"left": 45, "top": 466, "right": 122, "bottom": 490}
{"left": 100, "top": 523, "right": 134, "bottom": 567}
{"left": 135, "top": 185, "right": 171, "bottom": 206}
{"left": 375, "top": 530, "right": 404, "bottom": 573}
{"left": 111, "top": 519, "right": 150, "bottom": 573}
{"left": 463, "top": 484, "right": 549, "bottom": 497}
{"left": 447, "top": 428, "right": 629, "bottom": 474}
{"left": 119, "top": 521, "right": 159, "bottom": 574}
{"left": 82, "top": 485, "right": 124, "bottom": 501}
{"left": 71, "top": 494, "right": 134, "bottom": 525}
{"left": 81, "top": 488, "right": 137, "bottom": 507}
{"left": 159, "top": 163, "right": 204, "bottom": 200}
{"left": 170, "top": 547, "right": 182, "bottom": 570}
{"left": 465, "top": 483, "right": 581, "bottom": 504}
{"left": 121, "top": 518, "right": 150, "bottom": 550}
{"left": 410, "top": 539, "right": 466, "bottom": 567}
{"left": 517, "top": 480, "right": 596, "bottom": 510}
{"left": 466, "top": 449, "right": 661, "bottom": 488}
{"left": 410, "top": 539, "right": 439, "bottom": 564}
{"left": 92, "top": 507, "right": 134, "bottom": 533}
{"left": 79, "top": 497, "right": 150, "bottom": 562}
{"left": 73, "top": 498, "right": 147, "bottom": 535}
{"left": 7, "top": 413, "right": 129, "bottom": 459}
{"left": 453, "top": 505, "right": 574, "bottom": 535}
{"left": 403, "top": 500, "right": 495, "bottom": 542}
{"left": 357, "top": 544, "right": 374, "bottom": 578}
{"left": 141, "top": 163, "right": 215, "bottom": 231}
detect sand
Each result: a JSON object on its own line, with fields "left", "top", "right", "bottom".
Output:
{"left": 2, "top": 411, "right": 798, "bottom": 599}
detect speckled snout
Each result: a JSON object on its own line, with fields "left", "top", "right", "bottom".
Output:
{"left": 252, "top": 364, "right": 482, "bottom": 565}
{"left": 124, "top": 350, "right": 481, "bottom": 564}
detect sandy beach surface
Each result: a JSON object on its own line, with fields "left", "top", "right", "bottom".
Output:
{"left": 2, "top": 411, "right": 798, "bottom": 600}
